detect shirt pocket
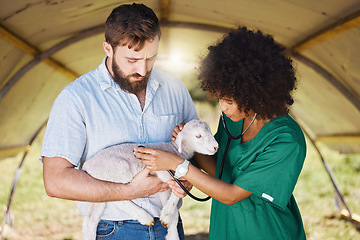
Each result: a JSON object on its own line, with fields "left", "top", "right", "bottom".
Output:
{"left": 144, "top": 114, "right": 178, "bottom": 143}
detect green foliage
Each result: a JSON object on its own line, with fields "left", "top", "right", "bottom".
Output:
{"left": 294, "top": 142, "right": 360, "bottom": 239}
{"left": 0, "top": 131, "right": 83, "bottom": 240}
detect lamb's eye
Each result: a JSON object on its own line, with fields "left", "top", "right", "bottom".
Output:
{"left": 196, "top": 134, "right": 202, "bottom": 139}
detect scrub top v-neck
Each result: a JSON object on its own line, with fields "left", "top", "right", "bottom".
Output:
{"left": 209, "top": 114, "right": 307, "bottom": 240}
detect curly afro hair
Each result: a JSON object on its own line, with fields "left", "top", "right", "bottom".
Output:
{"left": 198, "top": 26, "right": 297, "bottom": 120}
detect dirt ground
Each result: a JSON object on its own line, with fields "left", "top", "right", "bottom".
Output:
{"left": 185, "top": 233, "right": 209, "bottom": 240}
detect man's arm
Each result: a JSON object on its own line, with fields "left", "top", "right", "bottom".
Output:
{"left": 43, "top": 156, "right": 169, "bottom": 202}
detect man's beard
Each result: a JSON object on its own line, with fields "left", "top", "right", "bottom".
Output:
{"left": 112, "top": 59, "right": 151, "bottom": 94}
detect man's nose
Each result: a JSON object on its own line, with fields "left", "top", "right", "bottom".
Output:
{"left": 135, "top": 60, "right": 147, "bottom": 77}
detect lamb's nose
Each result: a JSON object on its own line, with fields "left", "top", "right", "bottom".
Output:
{"left": 214, "top": 146, "right": 218, "bottom": 152}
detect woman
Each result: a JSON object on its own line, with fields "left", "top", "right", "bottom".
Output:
{"left": 135, "top": 27, "right": 307, "bottom": 239}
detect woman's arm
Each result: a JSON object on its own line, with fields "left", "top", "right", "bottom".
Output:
{"left": 134, "top": 148, "right": 252, "bottom": 205}
{"left": 185, "top": 163, "right": 252, "bottom": 205}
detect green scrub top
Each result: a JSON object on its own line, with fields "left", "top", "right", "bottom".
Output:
{"left": 209, "top": 114, "right": 307, "bottom": 240}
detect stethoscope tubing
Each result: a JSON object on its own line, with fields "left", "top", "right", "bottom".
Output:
{"left": 169, "top": 112, "right": 257, "bottom": 202}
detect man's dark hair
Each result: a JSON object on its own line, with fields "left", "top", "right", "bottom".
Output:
{"left": 198, "top": 26, "right": 297, "bottom": 120}
{"left": 105, "top": 3, "right": 161, "bottom": 51}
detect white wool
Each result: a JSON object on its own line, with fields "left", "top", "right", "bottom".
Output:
{"left": 80, "top": 120, "right": 218, "bottom": 240}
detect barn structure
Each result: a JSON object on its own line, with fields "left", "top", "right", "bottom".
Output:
{"left": 1, "top": 0, "right": 360, "bottom": 238}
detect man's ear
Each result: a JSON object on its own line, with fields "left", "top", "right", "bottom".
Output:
{"left": 103, "top": 41, "right": 113, "bottom": 58}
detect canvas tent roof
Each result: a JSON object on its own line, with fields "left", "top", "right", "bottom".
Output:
{"left": 0, "top": 0, "right": 360, "bottom": 159}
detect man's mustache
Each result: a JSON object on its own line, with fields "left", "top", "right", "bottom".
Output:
{"left": 130, "top": 72, "right": 151, "bottom": 78}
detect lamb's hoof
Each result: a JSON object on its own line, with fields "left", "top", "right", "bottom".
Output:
{"left": 138, "top": 215, "right": 155, "bottom": 226}
{"left": 165, "top": 232, "right": 180, "bottom": 240}
{"left": 161, "top": 220, "right": 169, "bottom": 228}
{"left": 145, "top": 220, "right": 155, "bottom": 226}
{"left": 160, "top": 212, "right": 171, "bottom": 228}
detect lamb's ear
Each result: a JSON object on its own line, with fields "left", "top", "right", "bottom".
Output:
{"left": 176, "top": 133, "right": 184, "bottom": 153}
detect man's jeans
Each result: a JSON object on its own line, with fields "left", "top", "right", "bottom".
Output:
{"left": 96, "top": 218, "right": 185, "bottom": 240}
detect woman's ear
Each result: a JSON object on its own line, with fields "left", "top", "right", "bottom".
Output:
{"left": 103, "top": 41, "right": 113, "bottom": 58}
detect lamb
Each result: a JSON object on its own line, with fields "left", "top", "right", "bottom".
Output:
{"left": 78, "top": 119, "right": 218, "bottom": 240}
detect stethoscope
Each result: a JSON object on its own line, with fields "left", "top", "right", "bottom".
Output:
{"left": 168, "top": 111, "right": 257, "bottom": 202}
{"left": 217, "top": 111, "right": 257, "bottom": 180}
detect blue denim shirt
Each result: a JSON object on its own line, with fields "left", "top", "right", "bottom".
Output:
{"left": 40, "top": 57, "right": 198, "bottom": 220}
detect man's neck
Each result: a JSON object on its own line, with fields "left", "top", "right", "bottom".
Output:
{"left": 136, "top": 89, "right": 146, "bottom": 110}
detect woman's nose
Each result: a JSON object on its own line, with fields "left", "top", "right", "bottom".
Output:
{"left": 219, "top": 101, "right": 226, "bottom": 111}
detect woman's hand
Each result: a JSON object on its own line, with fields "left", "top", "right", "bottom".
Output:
{"left": 134, "top": 147, "right": 184, "bottom": 171}
{"left": 167, "top": 179, "right": 193, "bottom": 198}
{"left": 170, "top": 122, "right": 186, "bottom": 141}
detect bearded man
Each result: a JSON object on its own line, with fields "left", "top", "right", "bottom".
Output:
{"left": 40, "top": 3, "right": 197, "bottom": 239}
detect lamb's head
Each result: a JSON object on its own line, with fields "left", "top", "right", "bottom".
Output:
{"left": 175, "top": 120, "right": 218, "bottom": 157}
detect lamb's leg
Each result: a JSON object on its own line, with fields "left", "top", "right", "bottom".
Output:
{"left": 160, "top": 193, "right": 180, "bottom": 228}
{"left": 114, "top": 200, "right": 154, "bottom": 225}
{"left": 158, "top": 189, "right": 172, "bottom": 207}
{"left": 165, "top": 210, "right": 180, "bottom": 240}
{"left": 82, "top": 202, "right": 106, "bottom": 240}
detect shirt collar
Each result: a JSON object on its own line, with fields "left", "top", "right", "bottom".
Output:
{"left": 98, "top": 57, "right": 116, "bottom": 91}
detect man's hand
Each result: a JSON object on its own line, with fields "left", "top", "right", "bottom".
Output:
{"left": 129, "top": 168, "right": 169, "bottom": 199}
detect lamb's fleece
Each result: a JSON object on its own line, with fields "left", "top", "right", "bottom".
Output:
{"left": 78, "top": 120, "right": 218, "bottom": 240}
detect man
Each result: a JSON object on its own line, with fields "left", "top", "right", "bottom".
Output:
{"left": 40, "top": 3, "right": 197, "bottom": 239}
